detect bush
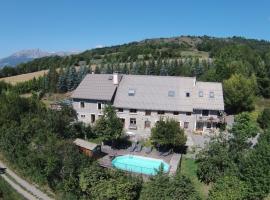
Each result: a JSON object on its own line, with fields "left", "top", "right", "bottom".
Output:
{"left": 257, "top": 108, "right": 270, "bottom": 129}
{"left": 151, "top": 118, "right": 186, "bottom": 148}
{"left": 208, "top": 176, "right": 248, "bottom": 200}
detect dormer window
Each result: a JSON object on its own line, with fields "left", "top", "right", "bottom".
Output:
{"left": 209, "top": 92, "right": 214, "bottom": 98}
{"left": 199, "top": 91, "right": 203, "bottom": 97}
{"left": 128, "top": 89, "right": 136, "bottom": 96}
{"left": 186, "top": 92, "right": 190, "bottom": 97}
{"left": 168, "top": 90, "right": 175, "bottom": 97}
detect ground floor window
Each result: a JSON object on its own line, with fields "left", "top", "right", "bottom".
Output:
{"left": 130, "top": 118, "right": 136, "bottom": 125}
{"left": 91, "top": 114, "right": 95, "bottom": 123}
{"left": 196, "top": 122, "right": 204, "bottom": 131}
{"left": 184, "top": 122, "right": 189, "bottom": 129}
{"left": 145, "top": 120, "right": 151, "bottom": 128}
{"left": 121, "top": 118, "right": 125, "bottom": 126}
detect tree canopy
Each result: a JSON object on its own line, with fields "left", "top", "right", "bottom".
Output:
{"left": 151, "top": 118, "right": 186, "bottom": 148}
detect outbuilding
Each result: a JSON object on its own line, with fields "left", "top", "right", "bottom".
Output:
{"left": 74, "top": 138, "right": 101, "bottom": 157}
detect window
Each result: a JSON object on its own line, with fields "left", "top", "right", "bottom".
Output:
{"left": 130, "top": 118, "right": 136, "bottom": 125}
{"left": 130, "top": 109, "right": 137, "bottom": 113}
{"left": 128, "top": 89, "right": 136, "bottom": 96}
{"left": 97, "top": 102, "right": 102, "bottom": 110}
{"left": 184, "top": 122, "right": 189, "bottom": 129}
{"left": 80, "top": 102, "right": 85, "bottom": 108}
{"left": 145, "top": 110, "right": 151, "bottom": 116}
{"left": 186, "top": 92, "right": 190, "bottom": 97}
{"left": 186, "top": 112, "right": 192, "bottom": 116}
{"left": 199, "top": 91, "right": 203, "bottom": 97}
{"left": 81, "top": 114, "right": 85, "bottom": 118}
{"left": 209, "top": 92, "right": 215, "bottom": 98}
{"left": 121, "top": 118, "right": 125, "bottom": 126}
{"left": 145, "top": 120, "right": 151, "bottom": 128}
{"left": 157, "top": 111, "right": 165, "bottom": 115}
{"left": 168, "top": 90, "right": 175, "bottom": 97}
{"left": 91, "top": 114, "right": 95, "bottom": 123}
{"left": 207, "top": 122, "right": 211, "bottom": 128}
{"left": 118, "top": 108, "right": 123, "bottom": 112}
{"left": 202, "top": 110, "right": 209, "bottom": 116}
{"left": 173, "top": 111, "right": 179, "bottom": 115}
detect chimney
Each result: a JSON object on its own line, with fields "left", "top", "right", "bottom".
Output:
{"left": 113, "top": 72, "right": 119, "bottom": 85}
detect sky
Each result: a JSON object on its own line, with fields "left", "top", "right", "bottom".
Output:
{"left": 0, "top": 0, "right": 270, "bottom": 58}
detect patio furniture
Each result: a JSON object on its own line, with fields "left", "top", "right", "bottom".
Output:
{"left": 162, "top": 149, "right": 173, "bottom": 156}
{"left": 128, "top": 142, "right": 137, "bottom": 152}
{"left": 135, "top": 143, "right": 142, "bottom": 152}
{"left": 144, "top": 146, "right": 153, "bottom": 154}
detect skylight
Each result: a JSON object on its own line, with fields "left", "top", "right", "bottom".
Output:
{"left": 199, "top": 91, "right": 203, "bottom": 97}
{"left": 209, "top": 91, "right": 214, "bottom": 98}
{"left": 168, "top": 90, "right": 175, "bottom": 97}
{"left": 128, "top": 89, "right": 136, "bottom": 96}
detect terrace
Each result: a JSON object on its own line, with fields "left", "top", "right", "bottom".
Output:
{"left": 98, "top": 145, "right": 181, "bottom": 176}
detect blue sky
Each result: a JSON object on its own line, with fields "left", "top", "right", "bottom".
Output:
{"left": 0, "top": 0, "right": 270, "bottom": 58}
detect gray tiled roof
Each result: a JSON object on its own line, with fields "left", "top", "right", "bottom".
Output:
{"left": 72, "top": 74, "right": 225, "bottom": 112}
{"left": 71, "top": 74, "right": 118, "bottom": 101}
{"left": 193, "top": 82, "right": 224, "bottom": 110}
{"left": 74, "top": 138, "right": 98, "bottom": 150}
{"left": 113, "top": 75, "right": 196, "bottom": 112}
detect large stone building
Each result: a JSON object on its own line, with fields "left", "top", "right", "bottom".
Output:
{"left": 72, "top": 73, "right": 224, "bottom": 138}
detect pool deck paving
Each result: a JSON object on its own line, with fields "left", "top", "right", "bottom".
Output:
{"left": 99, "top": 145, "right": 181, "bottom": 176}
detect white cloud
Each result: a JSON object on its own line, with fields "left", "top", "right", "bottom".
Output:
{"left": 95, "top": 44, "right": 104, "bottom": 48}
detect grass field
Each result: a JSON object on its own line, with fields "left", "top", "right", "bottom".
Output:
{"left": 41, "top": 92, "right": 72, "bottom": 107}
{"left": 0, "top": 176, "right": 25, "bottom": 200}
{"left": 180, "top": 50, "right": 209, "bottom": 59}
{"left": 180, "top": 156, "right": 210, "bottom": 200}
{"left": 0, "top": 70, "right": 48, "bottom": 85}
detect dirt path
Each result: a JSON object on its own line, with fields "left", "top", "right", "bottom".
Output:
{"left": 0, "top": 160, "right": 53, "bottom": 200}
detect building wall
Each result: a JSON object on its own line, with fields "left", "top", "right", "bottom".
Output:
{"left": 72, "top": 99, "right": 222, "bottom": 135}
{"left": 116, "top": 108, "right": 196, "bottom": 133}
{"left": 72, "top": 98, "right": 109, "bottom": 124}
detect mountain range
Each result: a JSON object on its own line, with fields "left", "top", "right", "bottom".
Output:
{"left": 0, "top": 49, "right": 79, "bottom": 68}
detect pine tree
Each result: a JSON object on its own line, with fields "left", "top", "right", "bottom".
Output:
{"left": 67, "top": 65, "right": 78, "bottom": 91}
{"left": 47, "top": 65, "right": 59, "bottom": 92}
{"left": 57, "top": 67, "right": 67, "bottom": 92}
{"left": 122, "top": 63, "right": 128, "bottom": 74}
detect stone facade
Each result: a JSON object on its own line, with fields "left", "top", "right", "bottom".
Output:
{"left": 73, "top": 98, "right": 222, "bottom": 136}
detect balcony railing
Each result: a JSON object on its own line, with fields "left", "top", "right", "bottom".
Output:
{"left": 196, "top": 115, "right": 224, "bottom": 123}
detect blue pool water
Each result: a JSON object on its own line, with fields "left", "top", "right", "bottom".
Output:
{"left": 112, "top": 155, "right": 170, "bottom": 175}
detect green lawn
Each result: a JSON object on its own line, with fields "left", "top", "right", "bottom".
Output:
{"left": 180, "top": 156, "right": 210, "bottom": 200}
{"left": 0, "top": 176, "right": 25, "bottom": 200}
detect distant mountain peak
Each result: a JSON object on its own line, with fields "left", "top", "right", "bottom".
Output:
{"left": 0, "top": 49, "right": 79, "bottom": 68}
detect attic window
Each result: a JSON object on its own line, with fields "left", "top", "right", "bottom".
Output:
{"left": 168, "top": 90, "right": 175, "bottom": 97}
{"left": 209, "top": 92, "right": 215, "bottom": 98}
{"left": 108, "top": 76, "right": 113, "bottom": 80}
{"left": 186, "top": 92, "right": 190, "bottom": 97}
{"left": 199, "top": 91, "right": 203, "bottom": 97}
{"left": 128, "top": 89, "right": 136, "bottom": 96}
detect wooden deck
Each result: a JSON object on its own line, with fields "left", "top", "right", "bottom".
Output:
{"left": 98, "top": 145, "right": 181, "bottom": 175}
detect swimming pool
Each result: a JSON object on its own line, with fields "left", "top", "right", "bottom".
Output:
{"left": 112, "top": 155, "right": 170, "bottom": 175}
